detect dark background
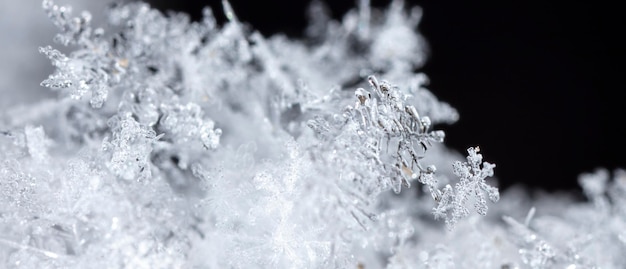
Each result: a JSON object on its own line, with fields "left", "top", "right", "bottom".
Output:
{"left": 145, "top": 0, "right": 625, "bottom": 191}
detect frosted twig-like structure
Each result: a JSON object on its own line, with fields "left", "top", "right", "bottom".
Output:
{"left": 0, "top": 0, "right": 623, "bottom": 268}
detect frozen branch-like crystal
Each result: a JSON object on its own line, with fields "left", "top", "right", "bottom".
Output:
{"left": 42, "top": 0, "right": 95, "bottom": 46}
{"left": 308, "top": 76, "right": 446, "bottom": 197}
{"left": 40, "top": 1, "right": 112, "bottom": 108}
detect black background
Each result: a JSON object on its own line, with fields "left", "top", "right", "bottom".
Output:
{"left": 145, "top": 0, "right": 625, "bottom": 191}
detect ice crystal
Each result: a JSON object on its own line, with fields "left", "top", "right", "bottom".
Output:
{"left": 0, "top": 0, "right": 624, "bottom": 268}
{"left": 432, "top": 147, "right": 498, "bottom": 229}
{"left": 40, "top": 0, "right": 112, "bottom": 108}
{"left": 102, "top": 113, "right": 158, "bottom": 180}
{"left": 159, "top": 102, "right": 221, "bottom": 151}
{"left": 308, "top": 75, "right": 446, "bottom": 196}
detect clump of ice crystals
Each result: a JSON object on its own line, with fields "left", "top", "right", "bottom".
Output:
{"left": 0, "top": 0, "right": 624, "bottom": 268}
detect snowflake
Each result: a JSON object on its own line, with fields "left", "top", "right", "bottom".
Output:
{"left": 433, "top": 147, "right": 499, "bottom": 229}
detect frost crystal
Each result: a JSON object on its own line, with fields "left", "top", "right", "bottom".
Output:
{"left": 40, "top": 1, "right": 112, "bottom": 108}
{"left": 159, "top": 103, "right": 221, "bottom": 150}
{"left": 102, "top": 113, "right": 158, "bottom": 180}
{"left": 308, "top": 76, "right": 446, "bottom": 196}
{"left": 0, "top": 0, "right": 624, "bottom": 268}
{"left": 433, "top": 147, "right": 499, "bottom": 229}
